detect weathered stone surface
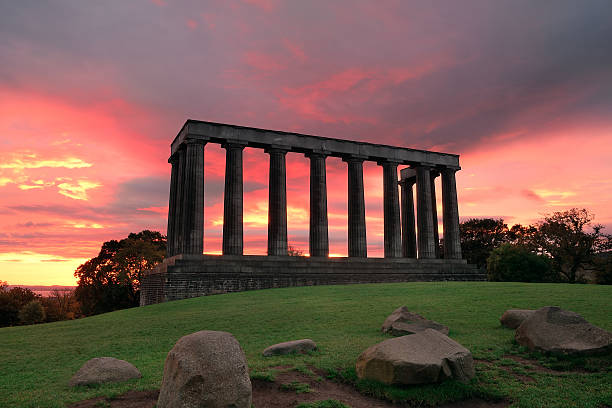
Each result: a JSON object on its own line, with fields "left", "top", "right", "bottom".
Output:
{"left": 355, "top": 329, "right": 475, "bottom": 385}
{"left": 500, "top": 309, "right": 535, "bottom": 329}
{"left": 389, "top": 320, "right": 450, "bottom": 336}
{"left": 262, "top": 339, "right": 317, "bottom": 357}
{"left": 140, "top": 258, "right": 485, "bottom": 306}
{"left": 516, "top": 306, "right": 612, "bottom": 355}
{"left": 382, "top": 306, "right": 449, "bottom": 335}
{"left": 68, "top": 357, "right": 141, "bottom": 387}
{"left": 157, "top": 330, "right": 251, "bottom": 408}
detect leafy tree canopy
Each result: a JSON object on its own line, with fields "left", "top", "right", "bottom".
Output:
{"left": 462, "top": 208, "right": 612, "bottom": 283}
{"left": 459, "top": 218, "right": 510, "bottom": 268}
{"left": 487, "top": 243, "right": 553, "bottom": 282}
{"left": 534, "top": 208, "right": 612, "bottom": 283}
{"left": 74, "top": 230, "right": 166, "bottom": 315}
{"left": 0, "top": 285, "right": 40, "bottom": 327}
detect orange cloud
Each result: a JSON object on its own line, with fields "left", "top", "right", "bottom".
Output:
{"left": 0, "top": 154, "right": 92, "bottom": 170}
{"left": 56, "top": 180, "right": 102, "bottom": 200}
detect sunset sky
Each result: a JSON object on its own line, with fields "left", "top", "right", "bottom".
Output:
{"left": 1, "top": 1, "right": 611, "bottom": 285}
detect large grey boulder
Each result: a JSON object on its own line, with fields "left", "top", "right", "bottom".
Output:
{"left": 262, "top": 339, "right": 317, "bottom": 357}
{"left": 516, "top": 306, "right": 612, "bottom": 355}
{"left": 68, "top": 357, "right": 141, "bottom": 387}
{"left": 157, "top": 331, "right": 252, "bottom": 408}
{"left": 356, "top": 329, "right": 474, "bottom": 385}
{"left": 500, "top": 309, "right": 535, "bottom": 329}
{"left": 381, "top": 306, "right": 449, "bottom": 336}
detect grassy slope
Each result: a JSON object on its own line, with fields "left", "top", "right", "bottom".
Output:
{"left": 0, "top": 282, "right": 611, "bottom": 408}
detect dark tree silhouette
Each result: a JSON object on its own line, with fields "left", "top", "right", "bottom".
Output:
{"left": 74, "top": 230, "right": 166, "bottom": 315}
{"left": 534, "top": 208, "right": 612, "bottom": 283}
{"left": 0, "top": 285, "right": 40, "bottom": 327}
{"left": 459, "top": 218, "right": 510, "bottom": 268}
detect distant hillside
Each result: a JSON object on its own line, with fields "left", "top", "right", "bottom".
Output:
{"left": 7, "top": 285, "right": 75, "bottom": 297}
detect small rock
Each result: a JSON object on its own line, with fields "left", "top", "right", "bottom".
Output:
{"left": 382, "top": 306, "right": 449, "bottom": 335}
{"left": 516, "top": 306, "right": 612, "bottom": 355}
{"left": 356, "top": 329, "right": 475, "bottom": 385}
{"left": 500, "top": 309, "right": 535, "bottom": 329}
{"left": 157, "top": 330, "right": 252, "bottom": 408}
{"left": 68, "top": 357, "right": 141, "bottom": 387}
{"left": 262, "top": 339, "right": 317, "bottom": 357}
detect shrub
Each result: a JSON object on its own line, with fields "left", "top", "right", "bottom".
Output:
{"left": 18, "top": 300, "right": 46, "bottom": 325}
{"left": 594, "top": 254, "right": 612, "bottom": 284}
{"left": 487, "top": 243, "right": 552, "bottom": 282}
{"left": 0, "top": 286, "right": 40, "bottom": 327}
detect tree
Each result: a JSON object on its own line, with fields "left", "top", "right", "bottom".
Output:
{"left": 288, "top": 246, "right": 304, "bottom": 256}
{"left": 534, "top": 208, "right": 612, "bottom": 283}
{"left": 74, "top": 230, "right": 166, "bottom": 315}
{"left": 487, "top": 243, "right": 553, "bottom": 282}
{"left": 593, "top": 253, "right": 612, "bottom": 285}
{"left": 40, "top": 289, "right": 80, "bottom": 322}
{"left": 459, "top": 218, "right": 510, "bottom": 268}
{"left": 0, "top": 286, "right": 40, "bottom": 327}
{"left": 507, "top": 224, "right": 539, "bottom": 251}
{"left": 18, "top": 300, "right": 46, "bottom": 325}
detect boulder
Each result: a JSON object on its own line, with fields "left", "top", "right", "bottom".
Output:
{"left": 356, "top": 329, "right": 474, "bottom": 385}
{"left": 68, "top": 357, "right": 141, "bottom": 387}
{"left": 262, "top": 339, "right": 317, "bottom": 357}
{"left": 516, "top": 306, "right": 612, "bottom": 355}
{"left": 381, "top": 306, "right": 449, "bottom": 336}
{"left": 388, "top": 320, "right": 450, "bottom": 336}
{"left": 500, "top": 309, "right": 535, "bottom": 329}
{"left": 157, "top": 331, "right": 252, "bottom": 408}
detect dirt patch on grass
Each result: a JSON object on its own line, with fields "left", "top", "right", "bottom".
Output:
{"left": 476, "top": 358, "right": 536, "bottom": 384}
{"left": 253, "top": 368, "right": 394, "bottom": 408}
{"left": 69, "top": 369, "right": 509, "bottom": 408}
{"left": 69, "top": 390, "right": 158, "bottom": 408}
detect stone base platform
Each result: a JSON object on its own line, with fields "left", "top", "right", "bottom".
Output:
{"left": 140, "top": 255, "right": 485, "bottom": 306}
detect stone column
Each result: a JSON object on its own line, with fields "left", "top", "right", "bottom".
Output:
{"left": 181, "top": 139, "right": 206, "bottom": 255}
{"left": 416, "top": 165, "right": 436, "bottom": 259}
{"left": 442, "top": 167, "right": 462, "bottom": 259}
{"left": 166, "top": 153, "right": 179, "bottom": 257}
{"left": 400, "top": 175, "right": 417, "bottom": 258}
{"left": 344, "top": 156, "right": 367, "bottom": 257}
{"left": 172, "top": 147, "right": 186, "bottom": 255}
{"left": 222, "top": 142, "right": 246, "bottom": 255}
{"left": 307, "top": 151, "right": 329, "bottom": 257}
{"left": 430, "top": 171, "right": 440, "bottom": 258}
{"left": 379, "top": 160, "right": 401, "bottom": 258}
{"left": 266, "top": 146, "right": 289, "bottom": 256}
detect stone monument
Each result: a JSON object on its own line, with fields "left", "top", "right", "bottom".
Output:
{"left": 140, "top": 120, "right": 483, "bottom": 305}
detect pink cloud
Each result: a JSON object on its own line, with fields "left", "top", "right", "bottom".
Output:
{"left": 244, "top": 51, "right": 287, "bottom": 72}
{"left": 283, "top": 39, "right": 307, "bottom": 62}
{"left": 186, "top": 19, "right": 198, "bottom": 30}
{"left": 241, "top": 0, "right": 278, "bottom": 12}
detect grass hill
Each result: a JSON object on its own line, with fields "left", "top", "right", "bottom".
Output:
{"left": 1, "top": 282, "right": 611, "bottom": 408}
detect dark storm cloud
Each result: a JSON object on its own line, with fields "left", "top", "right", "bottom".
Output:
{"left": 109, "top": 176, "right": 169, "bottom": 214}
{"left": 1, "top": 0, "right": 611, "bottom": 153}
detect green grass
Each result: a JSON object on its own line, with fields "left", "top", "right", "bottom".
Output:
{"left": 280, "top": 381, "right": 312, "bottom": 394}
{"left": 1, "top": 282, "right": 611, "bottom": 408}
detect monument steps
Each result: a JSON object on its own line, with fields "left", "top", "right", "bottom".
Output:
{"left": 141, "top": 255, "right": 485, "bottom": 305}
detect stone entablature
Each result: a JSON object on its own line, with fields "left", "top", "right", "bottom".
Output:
{"left": 166, "top": 120, "right": 463, "bottom": 260}
{"left": 172, "top": 120, "right": 460, "bottom": 167}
